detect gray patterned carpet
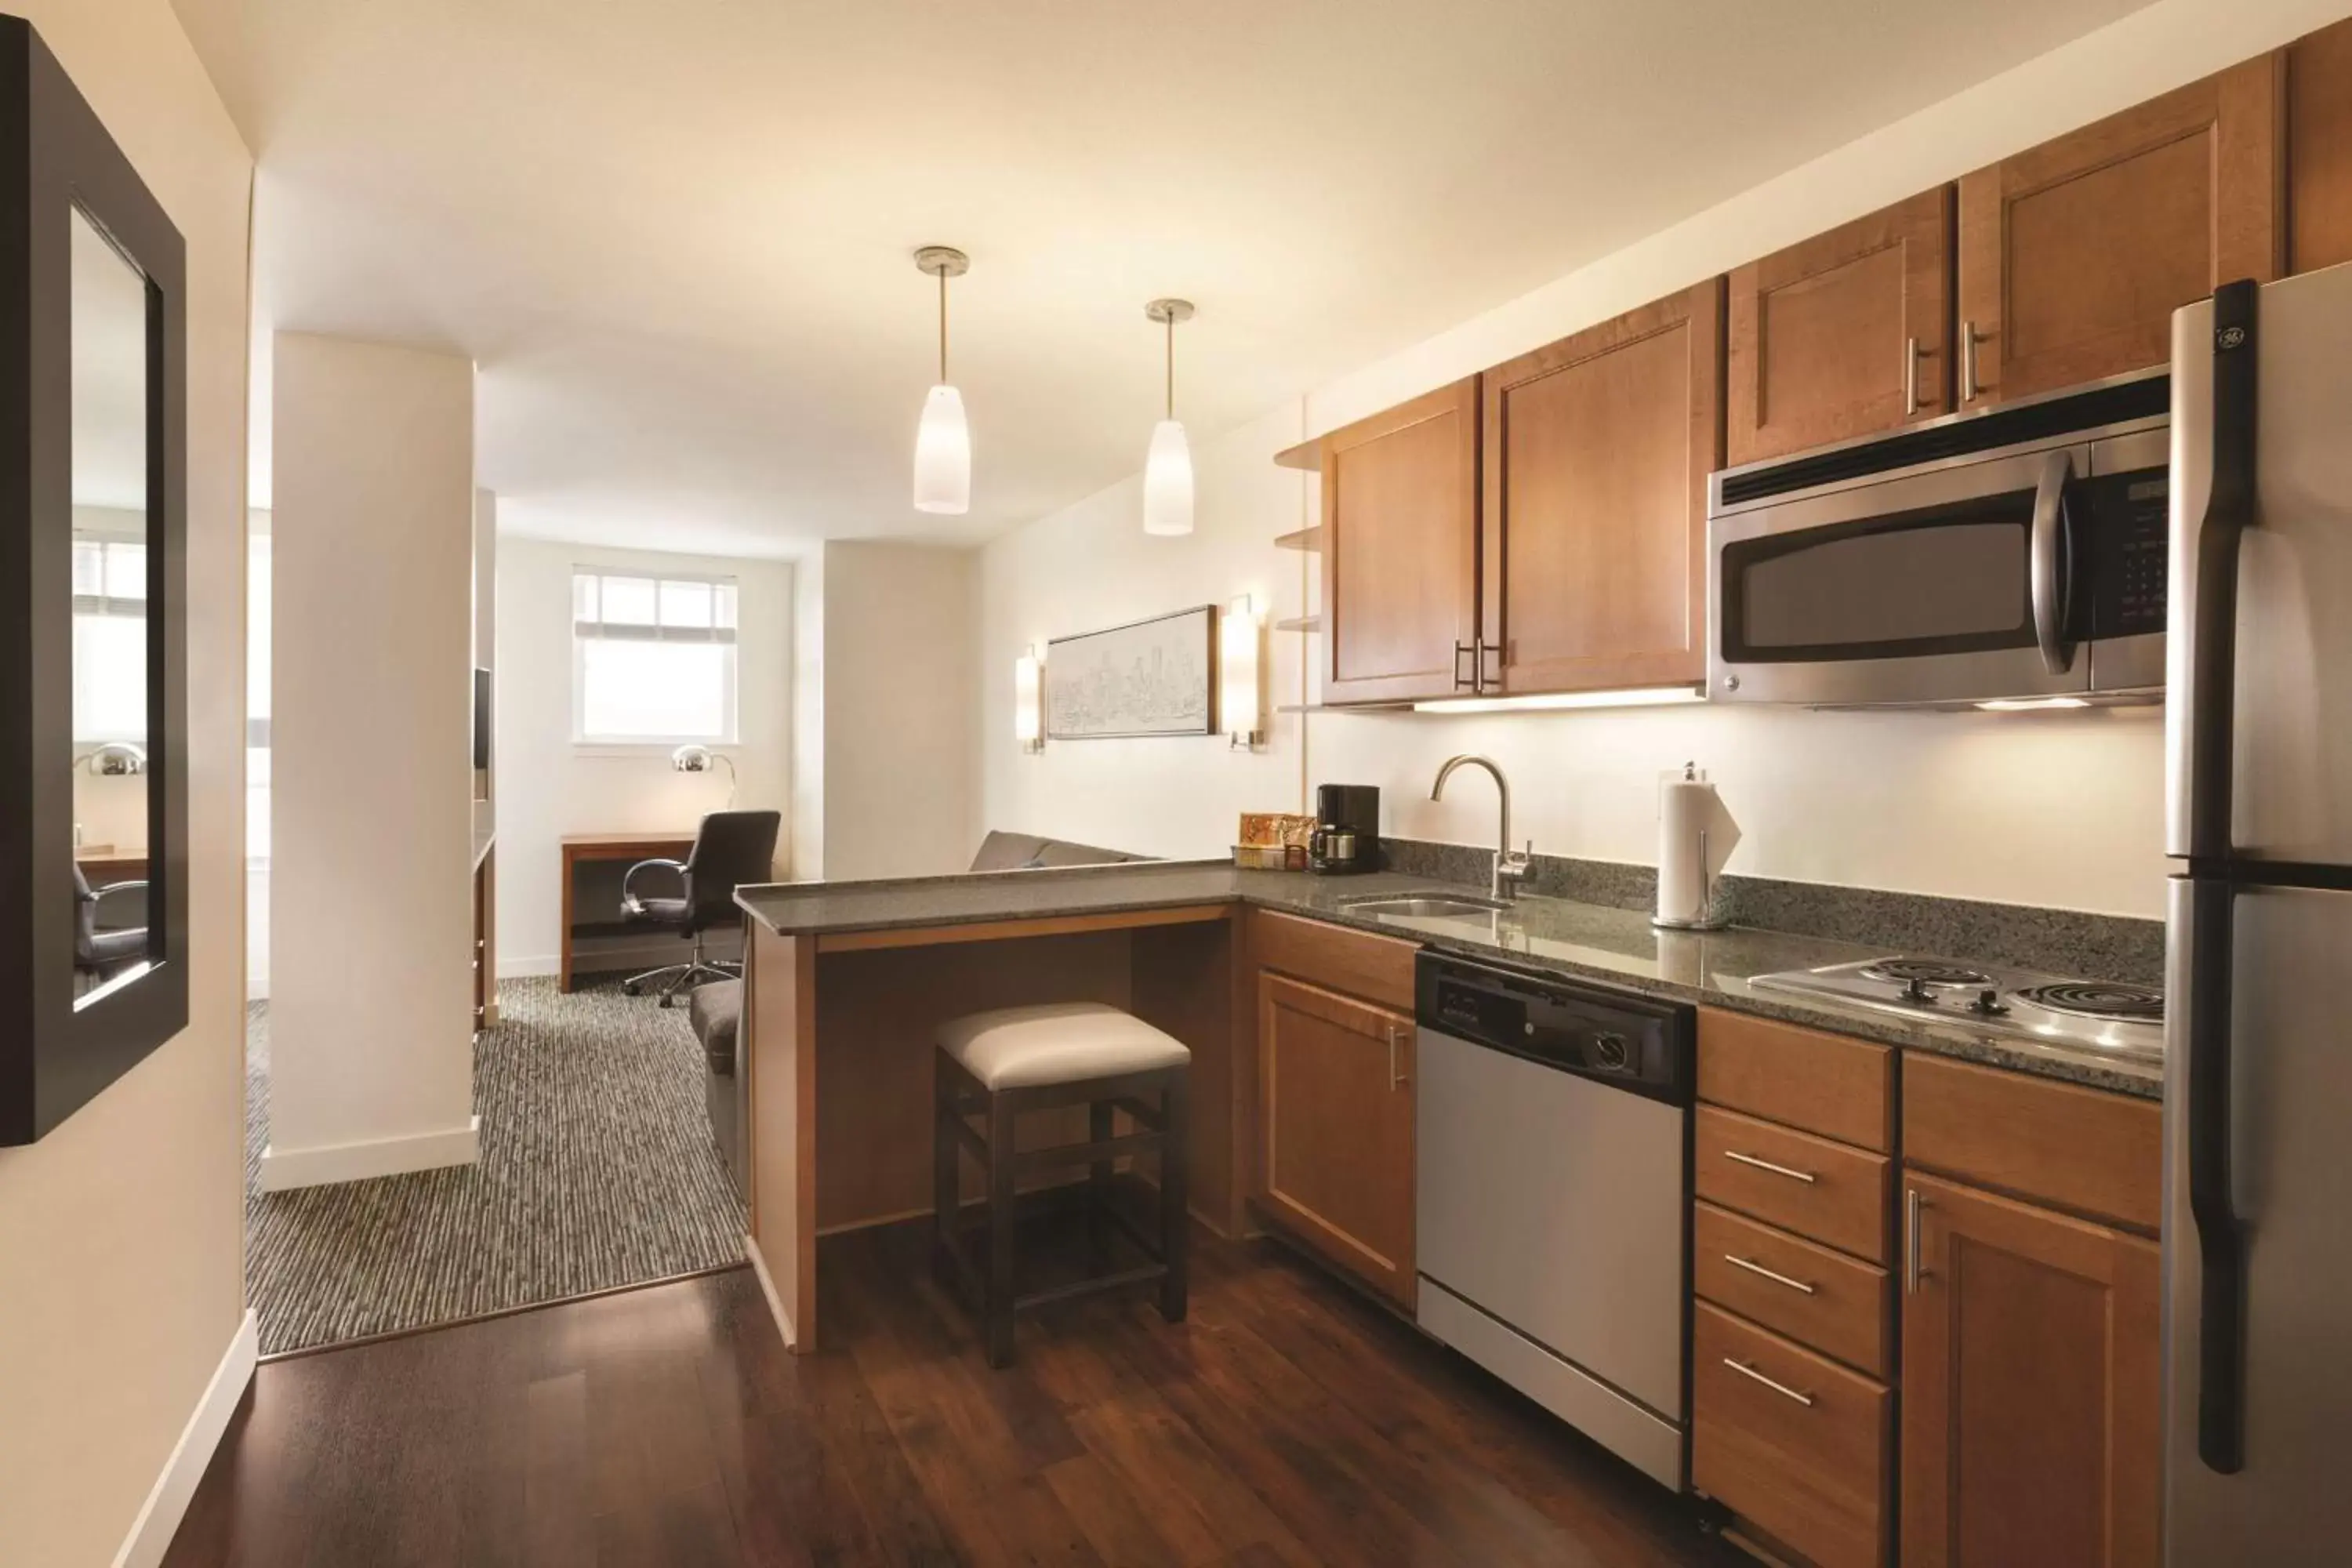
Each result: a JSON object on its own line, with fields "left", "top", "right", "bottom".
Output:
{"left": 245, "top": 978, "right": 748, "bottom": 1356}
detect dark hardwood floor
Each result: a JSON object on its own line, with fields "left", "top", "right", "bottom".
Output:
{"left": 164, "top": 1213, "right": 1744, "bottom": 1567}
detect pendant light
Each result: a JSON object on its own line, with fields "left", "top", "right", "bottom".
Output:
{"left": 912, "top": 245, "right": 971, "bottom": 514}
{"left": 1142, "top": 298, "right": 1196, "bottom": 535}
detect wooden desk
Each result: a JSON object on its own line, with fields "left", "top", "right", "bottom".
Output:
{"left": 741, "top": 898, "right": 1246, "bottom": 1353}
{"left": 559, "top": 831, "right": 696, "bottom": 992}
{"left": 75, "top": 847, "right": 149, "bottom": 884}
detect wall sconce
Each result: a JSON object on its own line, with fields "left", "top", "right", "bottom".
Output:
{"left": 1014, "top": 646, "right": 1044, "bottom": 753}
{"left": 670, "top": 742, "right": 738, "bottom": 808}
{"left": 1220, "top": 597, "right": 1265, "bottom": 750}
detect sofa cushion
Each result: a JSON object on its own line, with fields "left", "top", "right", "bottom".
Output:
{"left": 968, "top": 830, "right": 1145, "bottom": 873}
{"left": 688, "top": 979, "right": 741, "bottom": 1074}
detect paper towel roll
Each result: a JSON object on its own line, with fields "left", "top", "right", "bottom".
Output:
{"left": 1656, "top": 764, "right": 1735, "bottom": 928}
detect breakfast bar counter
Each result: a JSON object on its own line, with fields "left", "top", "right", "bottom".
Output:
{"left": 731, "top": 859, "right": 2160, "bottom": 1353}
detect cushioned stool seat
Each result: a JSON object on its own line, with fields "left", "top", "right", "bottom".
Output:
{"left": 937, "top": 1002, "right": 1190, "bottom": 1090}
{"left": 933, "top": 1003, "right": 1192, "bottom": 1367}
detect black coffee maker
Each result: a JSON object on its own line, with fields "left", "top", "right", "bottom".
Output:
{"left": 1308, "top": 784, "right": 1381, "bottom": 875}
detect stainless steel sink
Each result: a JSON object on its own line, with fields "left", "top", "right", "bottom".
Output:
{"left": 1339, "top": 894, "right": 1508, "bottom": 919}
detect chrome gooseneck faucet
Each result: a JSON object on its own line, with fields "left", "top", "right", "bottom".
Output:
{"left": 1431, "top": 754, "right": 1533, "bottom": 902}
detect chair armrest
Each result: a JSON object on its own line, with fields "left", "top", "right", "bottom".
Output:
{"left": 620, "top": 858, "right": 686, "bottom": 913}
{"left": 90, "top": 879, "right": 150, "bottom": 903}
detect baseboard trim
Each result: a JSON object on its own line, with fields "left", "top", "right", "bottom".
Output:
{"left": 111, "top": 1308, "right": 257, "bottom": 1568}
{"left": 745, "top": 1232, "right": 797, "bottom": 1350}
{"left": 258, "top": 1116, "right": 482, "bottom": 1192}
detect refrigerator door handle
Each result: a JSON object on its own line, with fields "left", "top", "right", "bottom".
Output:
{"left": 2181, "top": 276, "right": 2261, "bottom": 1476}
{"left": 2185, "top": 875, "right": 2246, "bottom": 1475}
{"left": 2029, "top": 450, "right": 2076, "bottom": 675}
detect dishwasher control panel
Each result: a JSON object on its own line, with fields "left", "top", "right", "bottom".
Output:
{"left": 1417, "top": 952, "right": 1693, "bottom": 1105}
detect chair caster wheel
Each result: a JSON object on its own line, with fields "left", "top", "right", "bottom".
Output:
{"left": 622, "top": 982, "right": 641, "bottom": 996}
{"left": 659, "top": 994, "right": 675, "bottom": 1008}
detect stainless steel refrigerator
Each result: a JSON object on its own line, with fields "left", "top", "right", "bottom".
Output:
{"left": 2165, "top": 260, "right": 2352, "bottom": 1564}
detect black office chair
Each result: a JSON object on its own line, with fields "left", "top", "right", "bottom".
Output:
{"left": 74, "top": 862, "right": 150, "bottom": 983}
{"left": 619, "top": 810, "right": 781, "bottom": 1007}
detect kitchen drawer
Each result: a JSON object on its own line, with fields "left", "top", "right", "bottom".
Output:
{"left": 1697, "top": 1105, "right": 1891, "bottom": 1263}
{"left": 1698, "top": 1007, "right": 1894, "bottom": 1152}
{"left": 1693, "top": 1301, "right": 1892, "bottom": 1568}
{"left": 1248, "top": 908, "right": 1417, "bottom": 1013}
{"left": 1693, "top": 1201, "right": 1891, "bottom": 1379}
{"left": 1904, "top": 1053, "right": 2161, "bottom": 1232}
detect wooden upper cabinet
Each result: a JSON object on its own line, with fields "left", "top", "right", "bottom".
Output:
{"left": 1321, "top": 378, "right": 1480, "bottom": 705}
{"left": 1257, "top": 971, "right": 1415, "bottom": 1305}
{"left": 1957, "top": 55, "right": 2284, "bottom": 408}
{"left": 1726, "top": 188, "right": 1952, "bottom": 467}
{"left": 2289, "top": 15, "right": 2352, "bottom": 274}
{"left": 1901, "top": 1172, "right": 2161, "bottom": 1568}
{"left": 1480, "top": 279, "right": 1722, "bottom": 695}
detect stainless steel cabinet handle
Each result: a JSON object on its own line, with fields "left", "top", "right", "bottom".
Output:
{"left": 1906, "top": 1187, "right": 1926, "bottom": 1294}
{"left": 1386, "top": 1024, "right": 1407, "bottom": 1091}
{"left": 1724, "top": 1254, "right": 1817, "bottom": 1295}
{"left": 1959, "top": 319, "right": 1980, "bottom": 404}
{"left": 1722, "top": 1358, "right": 1815, "bottom": 1407}
{"left": 1904, "top": 336, "right": 1921, "bottom": 416}
{"left": 1723, "top": 1149, "right": 1817, "bottom": 1184}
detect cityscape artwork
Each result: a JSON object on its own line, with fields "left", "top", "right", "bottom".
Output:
{"left": 1045, "top": 604, "right": 1216, "bottom": 739}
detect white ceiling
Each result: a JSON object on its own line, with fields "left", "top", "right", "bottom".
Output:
{"left": 173, "top": 0, "right": 2154, "bottom": 557}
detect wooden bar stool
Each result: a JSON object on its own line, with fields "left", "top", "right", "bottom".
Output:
{"left": 931, "top": 1002, "right": 1191, "bottom": 1367}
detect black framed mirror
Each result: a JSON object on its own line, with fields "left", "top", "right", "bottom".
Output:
{"left": 1, "top": 16, "right": 189, "bottom": 1144}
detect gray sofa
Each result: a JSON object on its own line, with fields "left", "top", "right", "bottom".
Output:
{"left": 696, "top": 832, "right": 1146, "bottom": 1196}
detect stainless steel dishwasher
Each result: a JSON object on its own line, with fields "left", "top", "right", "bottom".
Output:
{"left": 1414, "top": 950, "right": 1694, "bottom": 1490}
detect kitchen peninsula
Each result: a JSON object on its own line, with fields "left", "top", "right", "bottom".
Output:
{"left": 732, "top": 858, "right": 2159, "bottom": 1352}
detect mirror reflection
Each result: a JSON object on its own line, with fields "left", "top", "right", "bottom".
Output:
{"left": 69, "top": 205, "right": 152, "bottom": 1002}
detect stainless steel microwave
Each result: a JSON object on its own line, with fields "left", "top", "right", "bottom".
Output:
{"left": 1707, "top": 372, "right": 2170, "bottom": 708}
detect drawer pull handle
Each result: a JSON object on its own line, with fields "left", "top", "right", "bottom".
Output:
{"left": 1723, "top": 1149, "right": 1817, "bottom": 1184}
{"left": 1722, "top": 1357, "right": 1815, "bottom": 1407}
{"left": 1724, "top": 1254, "right": 1816, "bottom": 1295}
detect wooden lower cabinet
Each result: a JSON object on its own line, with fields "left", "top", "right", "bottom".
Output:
{"left": 1693, "top": 1302, "right": 1892, "bottom": 1568}
{"left": 1900, "top": 1171, "right": 2161, "bottom": 1568}
{"left": 1256, "top": 970, "right": 1415, "bottom": 1307}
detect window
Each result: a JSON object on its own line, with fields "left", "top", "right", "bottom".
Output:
{"left": 72, "top": 536, "right": 147, "bottom": 743}
{"left": 572, "top": 570, "right": 739, "bottom": 743}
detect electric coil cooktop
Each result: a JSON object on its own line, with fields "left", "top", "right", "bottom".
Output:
{"left": 1747, "top": 956, "right": 2164, "bottom": 1063}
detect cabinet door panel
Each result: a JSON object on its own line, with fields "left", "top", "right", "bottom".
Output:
{"left": 1322, "top": 379, "right": 1479, "bottom": 704}
{"left": 1258, "top": 971, "right": 1414, "bottom": 1305}
{"left": 2289, "top": 16, "right": 2352, "bottom": 273}
{"left": 1958, "top": 56, "right": 2282, "bottom": 407}
{"left": 1901, "top": 1172, "right": 2161, "bottom": 1568}
{"left": 1482, "top": 280, "right": 1721, "bottom": 695}
{"left": 1727, "top": 188, "right": 1951, "bottom": 466}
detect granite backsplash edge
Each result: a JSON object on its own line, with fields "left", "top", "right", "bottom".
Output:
{"left": 1379, "top": 837, "right": 2166, "bottom": 987}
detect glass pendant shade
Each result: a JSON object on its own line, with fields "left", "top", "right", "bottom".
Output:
{"left": 1142, "top": 418, "right": 1194, "bottom": 536}
{"left": 913, "top": 383, "right": 971, "bottom": 514}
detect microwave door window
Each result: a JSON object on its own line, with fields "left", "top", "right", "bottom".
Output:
{"left": 1726, "top": 494, "right": 2037, "bottom": 663}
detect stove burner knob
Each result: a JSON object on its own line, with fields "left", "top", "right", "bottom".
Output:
{"left": 1904, "top": 977, "right": 1939, "bottom": 1005}
{"left": 1969, "top": 989, "right": 2011, "bottom": 1017}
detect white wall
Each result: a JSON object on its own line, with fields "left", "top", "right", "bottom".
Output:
{"left": 0, "top": 4, "right": 254, "bottom": 1563}
{"left": 821, "top": 540, "right": 976, "bottom": 880}
{"left": 977, "top": 0, "right": 2350, "bottom": 922}
{"left": 979, "top": 404, "right": 1314, "bottom": 857}
{"left": 493, "top": 538, "right": 793, "bottom": 973}
{"left": 791, "top": 548, "right": 826, "bottom": 880}
{"left": 269, "top": 332, "right": 478, "bottom": 1184}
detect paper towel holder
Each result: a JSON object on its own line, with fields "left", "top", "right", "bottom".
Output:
{"left": 1650, "top": 826, "right": 1730, "bottom": 932}
{"left": 1653, "top": 760, "right": 1731, "bottom": 931}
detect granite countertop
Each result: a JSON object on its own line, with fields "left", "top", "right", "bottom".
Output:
{"left": 738, "top": 862, "right": 2161, "bottom": 1099}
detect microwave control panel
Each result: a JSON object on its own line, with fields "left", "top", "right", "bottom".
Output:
{"left": 2074, "top": 466, "right": 2169, "bottom": 638}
